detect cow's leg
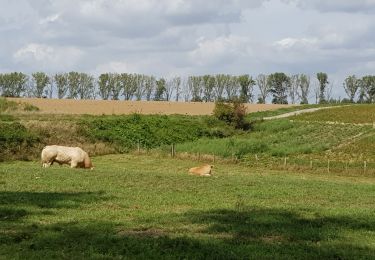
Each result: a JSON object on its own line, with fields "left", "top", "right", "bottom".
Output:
{"left": 70, "top": 161, "right": 78, "bottom": 168}
{"left": 43, "top": 162, "right": 52, "bottom": 168}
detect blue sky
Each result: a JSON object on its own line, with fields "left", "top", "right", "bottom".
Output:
{"left": 1, "top": 0, "right": 374, "bottom": 100}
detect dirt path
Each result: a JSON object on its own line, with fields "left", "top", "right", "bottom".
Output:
{"left": 263, "top": 106, "right": 337, "bottom": 120}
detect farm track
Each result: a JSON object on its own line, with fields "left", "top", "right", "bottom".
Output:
{"left": 262, "top": 106, "right": 349, "bottom": 120}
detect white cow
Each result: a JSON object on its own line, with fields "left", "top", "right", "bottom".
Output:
{"left": 41, "top": 145, "right": 93, "bottom": 169}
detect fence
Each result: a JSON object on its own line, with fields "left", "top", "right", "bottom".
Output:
{"left": 130, "top": 142, "right": 375, "bottom": 175}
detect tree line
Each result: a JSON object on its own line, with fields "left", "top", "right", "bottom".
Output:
{"left": 0, "top": 71, "right": 374, "bottom": 104}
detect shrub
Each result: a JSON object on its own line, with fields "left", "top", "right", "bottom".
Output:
{"left": 213, "top": 100, "right": 251, "bottom": 130}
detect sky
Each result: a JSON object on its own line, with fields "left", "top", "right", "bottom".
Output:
{"left": 1, "top": 0, "right": 375, "bottom": 100}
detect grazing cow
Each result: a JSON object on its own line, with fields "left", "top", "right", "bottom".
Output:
{"left": 188, "top": 164, "right": 213, "bottom": 177}
{"left": 41, "top": 145, "right": 93, "bottom": 169}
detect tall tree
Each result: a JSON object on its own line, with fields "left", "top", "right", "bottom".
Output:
{"left": 154, "top": 78, "right": 166, "bottom": 101}
{"left": 31, "top": 72, "right": 50, "bottom": 98}
{"left": 288, "top": 74, "right": 300, "bottom": 104}
{"left": 165, "top": 76, "right": 180, "bottom": 102}
{"left": 122, "top": 73, "right": 137, "bottom": 101}
{"left": 202, "top": 75, "right": 215, "bottom": 102}
{"left": 268, "top": 72, "right": 289, "bottom": 104}
{"left": 188, "top": 76, "right": 203, "bottom": 102}
{"left": 238, "top": 74, "right": 256, "bottom": 103}
{"left": 214, "top": 74, "right": 230, "bottom": 101}
{"left": 317, "top": 72, "right": 329, "bottom": 103}
{"left": 0, "top": 72, "right": 28, "bottom": 97}
{"left": 67, "top": 71, "right": 80, "bottom": 99}
{"left": 298, "top": 74, "right": 310, "bottom": 104}
{"left": 171, "top": 76, "right": 182, "bottom": 102}
{"left": 134, "top": 74, "right": 146, "bottom": 101}
{"left": 225, "top": 76, "right": 239, "bottom": 101}
{"left": 256, "top": 74, "right": 270, "bottom": 104}
{"left": 97, "top": 73, "right": 111, "bottom": 100}
{"left": 343, "top": 75, "right": 359, "bottom": 103}
{"left": 54, "top": 73, "right": 68, "bottom": 99}
{"left": 144, "top": 75, "right": 155, "bottom": 101}
{"left": 110, "top": 73, "right": 122, "bottom": 100}
{"left": 359, "top": 75, "right": 375, "bottom": 103}
{"left": 78, "top": 73, "right": 95, "bottom": 99}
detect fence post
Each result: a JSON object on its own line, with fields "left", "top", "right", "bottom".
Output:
{"left": 345, "top": 162, "right": 348, "bottom": 172}
{"left": 364, "top": 161, "right": 367, "bottom": 174}
{"left": 327, "top": 160, "right": 330, "bottom": 173}
{"left": 310, "top": 160, "right": 313, "bottom": 169}
{"left": 284, "top": 157, "right": 287, "bottom": 168}
{"left": 171, "top": 144, "right": 175, "bottom": 158}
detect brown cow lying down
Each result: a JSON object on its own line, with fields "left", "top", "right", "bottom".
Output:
{"left": 41, "top": 145, "right": 93, "bottom": 169}
{"left": 188, "top": 164, "right": 213, "bottom": 177}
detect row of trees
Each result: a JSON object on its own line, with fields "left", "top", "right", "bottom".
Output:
{"left": 0, "top": 72, "right": 374, "bottom": 104}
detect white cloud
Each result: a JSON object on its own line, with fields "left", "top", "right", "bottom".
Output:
{"left": 274, "top": 37, "right": 317, "bottom": 50}
{"left": 189, "top": 35, "right": 251, "bottom": 66}
{"left": 93, "top": 61, "right": 137, "bottom": 75}
{"left": 284, "top": 0, "right": 375, "bottom": 13}
{"left": 39, "top": 13, "right": 60, "bottom": 25}
{"left": 13, "top": 43, "right": 84, "bottom": 71}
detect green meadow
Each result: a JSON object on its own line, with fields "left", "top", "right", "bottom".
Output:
{"left": 1, "top": 154, "right": 374, "bottom": 259}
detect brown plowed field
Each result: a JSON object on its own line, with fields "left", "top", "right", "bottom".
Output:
{"left": 7, "top": 98, "right": 295, "bottom": 115}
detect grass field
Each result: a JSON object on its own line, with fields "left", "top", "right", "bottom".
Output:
{"left": 1, "top": 154, "right": 374, "bottom": 259}
{"left": 291, "top": 104, "right": 375, "bottom": 124}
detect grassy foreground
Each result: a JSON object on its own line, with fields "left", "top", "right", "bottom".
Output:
{"left": 1, "top": 154, "right": 374, "bottom": 259}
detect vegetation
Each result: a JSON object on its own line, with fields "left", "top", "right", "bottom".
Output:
{"left": 291, "top": 104, "right": 375, "bottom": 124}
{"left": 0, "top": 154, "right": 374, "bottom": 259}
{"left": 0, "top": 121, "right": 39, "bottom": 161}
{"left": 175, "top": 118, "right": 371, "bottom": 160}
{"left": 79, "top": 114, "right": 235, "bottom": 151}
{"left": 0, "top": 98, "right": 39, "bottom": 113}
{"left": 1, "top": 71, "right": 375, "bottom": 104}
{"left": 213, "top": 100, "right": 250, "bottom": 130}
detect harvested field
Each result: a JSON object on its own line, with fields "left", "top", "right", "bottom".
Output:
{"left": 6, "top": 98, "right": 295, "bottom": 115}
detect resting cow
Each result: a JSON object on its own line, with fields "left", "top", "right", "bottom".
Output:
{"left": 41, "top": 145, "right": 93, "bottom": 169}
{"left": 188, "top": 164, "right": 213, "bottom": 177}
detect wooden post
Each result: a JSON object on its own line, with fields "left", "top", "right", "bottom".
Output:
{"left": 327, "top": 160, "right": 330, "bottom": 173}
{"left": 364, "top": 161, "right": 367, "bottom": 174}
{"left": 310, "top": 160, "right": 313, "bottom": 169}
{"left": 345, "top": 162, "right": 348, "bottom": 172}
{"left": 284, "top": 157, "right": 287, "bottom": 168}
{"left": 170, "top": 144, "right": 173, "bottom": 158}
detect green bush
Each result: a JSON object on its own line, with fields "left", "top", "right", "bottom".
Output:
{"left": 0, "top": 122, "right": 40, "bottom": 161}
{"left": 78, "top": 114, "right": 237, "bottom": 151}
{"left": 0, "top": 98, "right": 18, "bottom": 112}
{"left": 213, "top": 100, "right": 251, "bottom": 130}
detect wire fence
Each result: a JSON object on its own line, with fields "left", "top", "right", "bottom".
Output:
{"left": 131, "top": 143, "right": 375, "bottom": 175}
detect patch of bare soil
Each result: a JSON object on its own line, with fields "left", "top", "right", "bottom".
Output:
{"left": 7, "top": 98, "right": 295, "bottom": 115}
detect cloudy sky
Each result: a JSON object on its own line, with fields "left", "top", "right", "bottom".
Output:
{"left": 1, "top": 0, "right": 375, "bottom": 99}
